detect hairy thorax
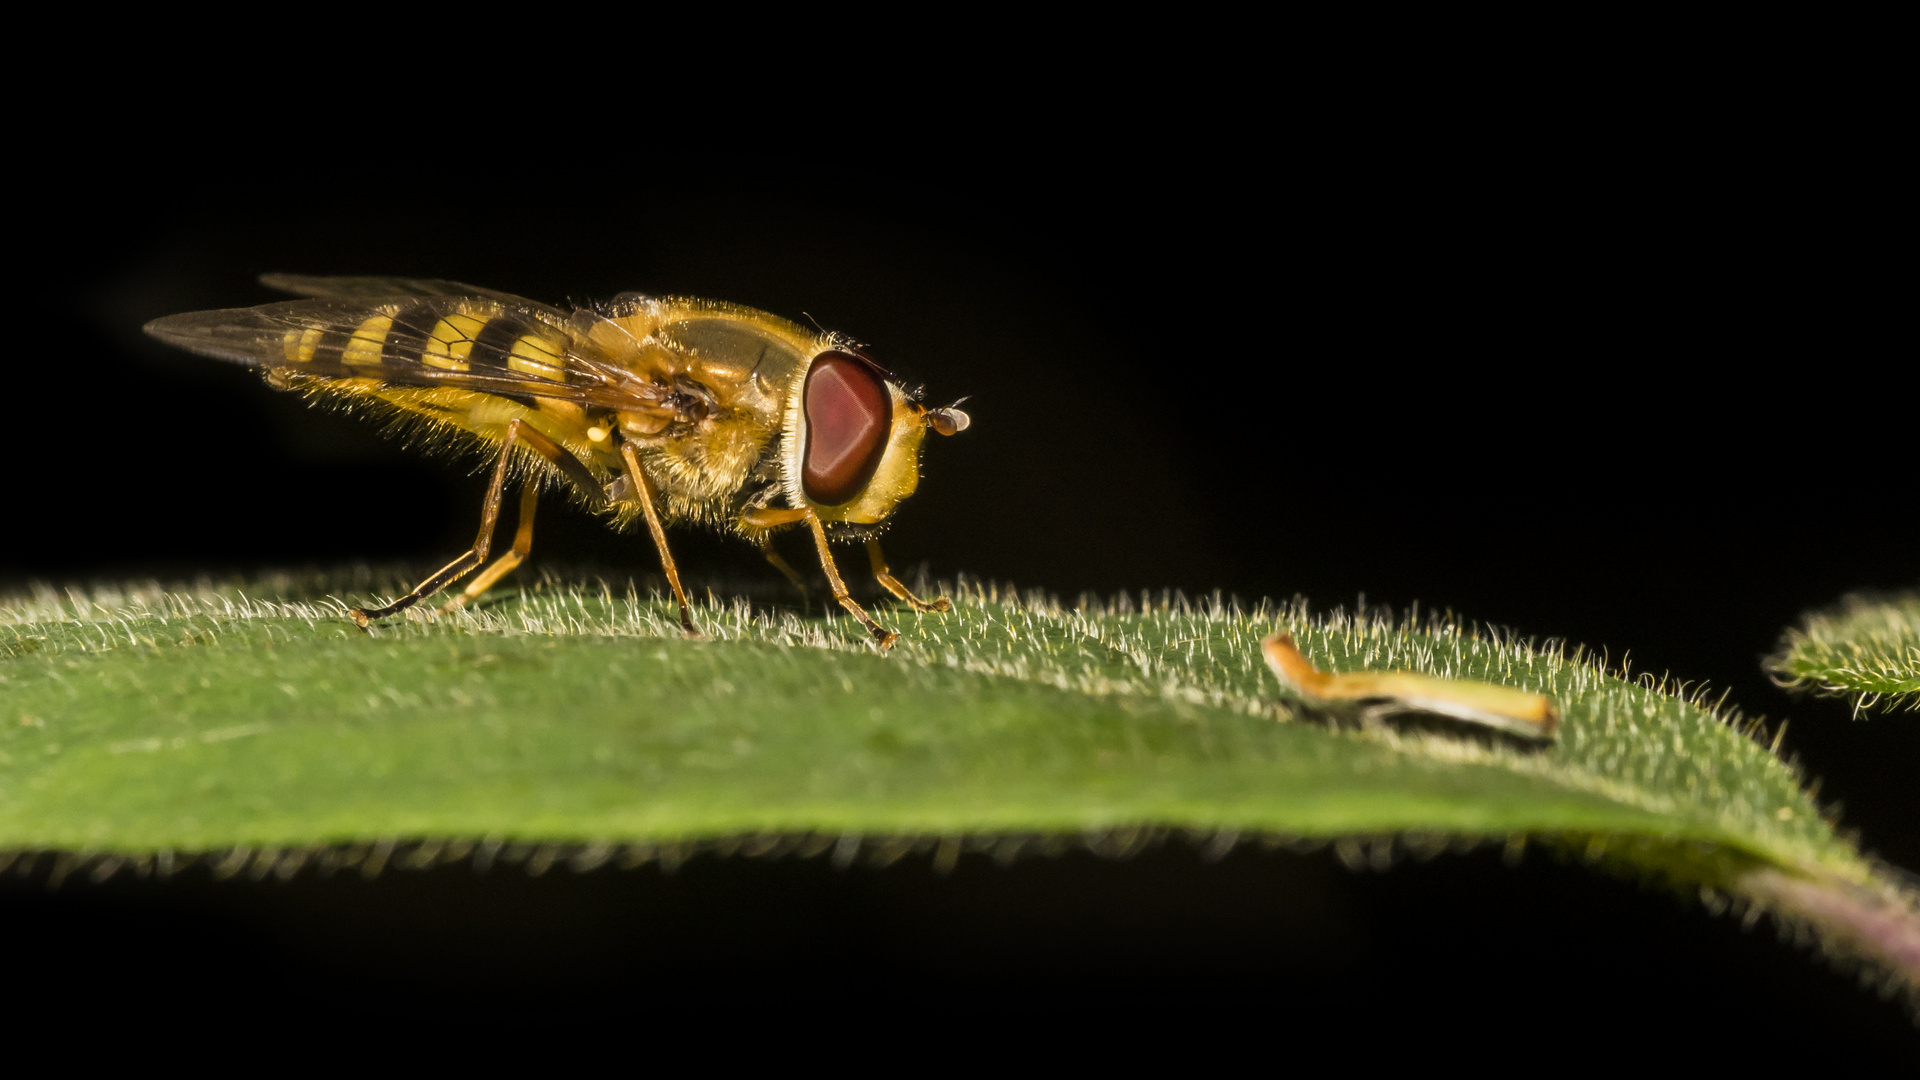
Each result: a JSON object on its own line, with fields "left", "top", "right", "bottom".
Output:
{"left": 635, "top": 403, "right": 779, "bottom": 528}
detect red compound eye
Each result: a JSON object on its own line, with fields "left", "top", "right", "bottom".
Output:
{"left": 802, "top": 351, "right": 892, "bottom": 505}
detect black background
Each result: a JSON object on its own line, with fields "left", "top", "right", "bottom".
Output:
{"left": 5, "top": 36, "right": 1915, "bottom": 1051}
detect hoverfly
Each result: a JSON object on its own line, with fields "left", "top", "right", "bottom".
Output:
{"left": 145, "top": 275, "right": 971, "bottom": 647}
{"left": 1262, "top": 632, "right": 1559, "bottom": 743}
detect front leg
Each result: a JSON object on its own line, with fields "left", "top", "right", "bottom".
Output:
{"left": 803, "top": 512, "right": 897, "bottom": 649}
{"left": 866, "top": 539, "right": 951, "bottom": 612}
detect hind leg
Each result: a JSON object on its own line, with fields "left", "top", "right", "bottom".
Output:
{"left": 352, "top": 419, "right": 596, "bottom": 626}
{"left": 440, "top": 483, "right": 540, "bottom": 613}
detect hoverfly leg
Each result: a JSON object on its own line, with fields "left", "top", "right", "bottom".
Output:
{"left": 803, "top": 510, "right": 898, "bottom": 649}
{"left": 441, "top": 483, "right": 540, "bottom": 614}
{"left": 739, "top": 507, "right": 812, "bottom": 601}
{"left": 352, "top": 552, "right": 485, "bottom": 627}
{"left": 865, "top": 539, "right": 951, "bottom": 613}
{"left": 618, "top": 442, "right": 698, "bottom": 637}
{"left": 757, "top": 536, "right": 811, "bottom": 598}
{"left": 352, "top": 419, "right": 592, "bottom": 627}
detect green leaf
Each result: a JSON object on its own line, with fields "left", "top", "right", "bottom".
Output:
{"left": 3, "top": 572, "right": 1917, "bottom": 1000}
{"left": 1768, "top": 592, "right": 1920, "bottom": 716}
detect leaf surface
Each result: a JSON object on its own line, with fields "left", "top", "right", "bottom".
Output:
{"left": 3, "top": 574, "right": 1914, "bottom": 996}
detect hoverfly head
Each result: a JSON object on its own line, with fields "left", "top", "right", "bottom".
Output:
{"left": 788, "top": 343, "right": 964, "bottom": 525}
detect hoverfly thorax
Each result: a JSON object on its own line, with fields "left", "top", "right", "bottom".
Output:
{"left": 780, "top": 343, "right": 969, "bottom": 526}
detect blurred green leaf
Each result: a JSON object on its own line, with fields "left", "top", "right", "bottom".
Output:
{"left": 1768, "top": 592, "right": 1920, "bottom": 717}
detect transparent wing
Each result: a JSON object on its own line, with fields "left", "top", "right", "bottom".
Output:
{"left": 260, "top": 273, "right": 565, "bottom": 317}
{"left": 144, "top": 294, "right": 667, "bottom": 411}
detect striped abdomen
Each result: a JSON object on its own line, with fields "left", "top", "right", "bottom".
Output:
{"left": 279, "top": 301, "right": 571, "bottom": 384}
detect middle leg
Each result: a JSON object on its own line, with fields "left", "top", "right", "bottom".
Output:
{"left": 620, "top": 442, "right": 698, "bottom": 636}
{"left": 741, "top": 506, "right": 811, "bottom": 598}
{"left": 758, "top": 535, "right": 811, "bottom": 596}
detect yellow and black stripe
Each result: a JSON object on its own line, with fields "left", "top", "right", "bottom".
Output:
{"left": 383, "top": 306, "right": 443, "bottom": 367}
{"left": 468, "top": 313, "right": 569, "bottom": 381}
{"left": 278, "top": 302, "right": 573, "bottom": 387}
